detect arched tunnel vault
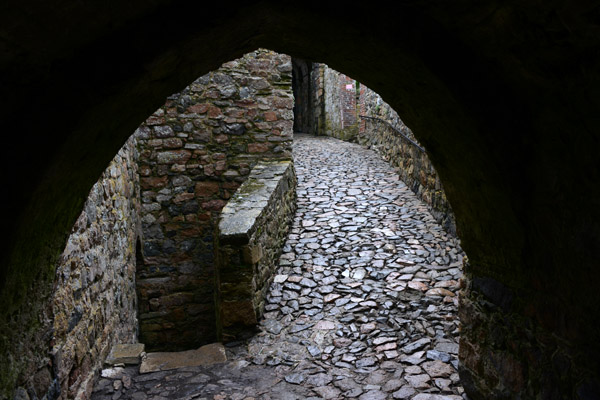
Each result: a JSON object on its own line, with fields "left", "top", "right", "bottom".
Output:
{"left": 1, "top": 1, "right": 599, "bottom": 398}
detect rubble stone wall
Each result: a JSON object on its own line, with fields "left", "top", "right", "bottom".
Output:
{"left": 135, "top": 49, "right": 294, "bottom": 350}
{"left": 457, "top": 263, "right": 589, "bottom": 399}
{"left": 357, "top": 87, "right": 456, "bottom": 235}
{"left": 311, "top": 62, "right": 326, "bottom": 136}
{"left": 216, "top": 161, "right": 296, "bottom": 341}
{"left": 50, "top": 137, "right": 141, "bottom": 400}
{"left": 9, "top": 48, "right": 294, "bottom": 400}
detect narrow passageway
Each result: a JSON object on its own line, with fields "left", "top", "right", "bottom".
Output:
{"left": 93, "top": 134, "right": 465, "bottom": 400}
{"left": 247, "top": 134, "right": 465, "bottom": 399}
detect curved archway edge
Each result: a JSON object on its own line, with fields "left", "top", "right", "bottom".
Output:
{"left": 1, "top": 1, "right": 599, "bottom": 398}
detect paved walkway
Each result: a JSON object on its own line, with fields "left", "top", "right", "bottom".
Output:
{"left": 93, "top": 134, "right": 465, "bottom": 400}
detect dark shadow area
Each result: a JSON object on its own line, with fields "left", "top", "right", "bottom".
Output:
{"left": 1, "top": 2, "right": 599, "bottom": 399}
{"left": 292, "top": 58, "right": 315, "bottom": 134}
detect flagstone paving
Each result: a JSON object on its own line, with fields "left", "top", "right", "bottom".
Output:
{"left": 92, "top": 134, "right": 466, "bottom": 399}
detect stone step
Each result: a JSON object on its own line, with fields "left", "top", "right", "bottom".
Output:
{"left": 139, "top": 342, "right": 227, "bottom": 374}
{"left": 105, "top": 343, "right": 145, "bottom": 366}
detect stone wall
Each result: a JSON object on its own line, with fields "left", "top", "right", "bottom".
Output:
{"left": 4, "top": 49, "right": 294, "bottom": 399}
{"left": 292, "top": 59, "right": 312, "bottom": 133}
{"left": 357, "top": 87, "right": 456, "bottom": 235}
{"left": 4, "top": 3, "right": 600, "bottom": 399}
{"left": 135, "top": 49, "right": 294, "bottom": 350}
{"left": 44, "top": 138, "right": 140, "bottom": 400}
{"left": 310, "top": 61, "right": 326, "bottom": 136}
{"left": 216, "top": 161, "right": 296, "bottom": 341}
{"left": 457, "top": 264, "right": 582, "bottom": 398}
{"left": 322, "top": 67, "right": 359, "bottom": 140}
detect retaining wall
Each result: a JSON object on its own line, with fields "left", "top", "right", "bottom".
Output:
{"left": 216, "top": 161, "right": 297, "bottom": 341}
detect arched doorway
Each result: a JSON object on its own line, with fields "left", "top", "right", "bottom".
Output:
{"left": 2, "top": 2, "right": 599, "bottom": 399}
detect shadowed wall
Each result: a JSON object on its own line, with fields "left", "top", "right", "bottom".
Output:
{"left": 1, "top": 1, "right": 599, "bottom": 398}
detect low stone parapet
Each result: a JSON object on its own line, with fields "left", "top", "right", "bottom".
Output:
{"left": 216, "top": 160, "right": 296, "bottom": 340}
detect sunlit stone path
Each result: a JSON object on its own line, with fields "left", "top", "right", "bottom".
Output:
{"left": 93, "top": 134, "right": 466, "bottom": 400}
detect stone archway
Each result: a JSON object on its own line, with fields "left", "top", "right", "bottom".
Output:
{"left": 2, "top": 2, "right": 599, "bottom": 399}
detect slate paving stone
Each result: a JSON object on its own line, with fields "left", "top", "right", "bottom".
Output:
{"left": 92, "top": 134, "right": 466, "bottom": 400}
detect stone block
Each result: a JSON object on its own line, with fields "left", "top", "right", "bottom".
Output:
{"left": 187, "top": 103, "right": 209, "bottom": 114}
{"left": 156, "top": 150, "right": 191, "bottom": 164}
{"left": 221, "top": 301, "right": 257, "bottom": 328}
{"left": 216, "top": 161, "right": 295, "bottom": 341}
{"left": 106, "top": 343, "right": 145, "bottom": 365}
{"left": 140, "top": 176, "right": 168, "bottom": 189}
{"left": 219, "top": 208, "right": 262, "bottom": 242}
{"left": 243, "top": 245, "right": 263, "bottom": 264}
{"left": 248, "top": 142, "right": 269, "bottom": 153}
{"left": 139, "top": 343, "right": 227, "bottom": 373}
{"left": 153, "top": 125, "right": 174, "bottom": 138}
{"left": 195, "top": 181, "right": 220, "bottom": 196}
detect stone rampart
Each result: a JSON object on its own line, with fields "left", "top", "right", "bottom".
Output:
{"left": 216, "top": 161, "right": 296, "bottom": 341}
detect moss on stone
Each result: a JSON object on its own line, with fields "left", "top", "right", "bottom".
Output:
{"left": 236, "top": 178, "right": 265, "bottom": 195}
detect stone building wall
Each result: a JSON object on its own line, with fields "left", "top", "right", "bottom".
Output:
{"left": 292, "top": 59, "right": 311, "bottom": 133}
{"left": 310, "top": 62, "right": 326, "bottom": 136}
{"left": 50, "top": 137, "right": 141, "bottom": 400}
{"left": 135, "top": 49, "right": 294, "bottom": 351}
{"left": 322, "top": 67, "right": 359, "bottom": 140}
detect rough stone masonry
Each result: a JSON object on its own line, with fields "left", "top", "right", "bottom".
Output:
{"left": 216, "top": 160, "right": 297, "bottom": 341}
{"left": 7, "top": 49, "right": 459, "bottom": 400}
{"left": 135, "top": 49, "right": 294, "bottom": 351}
{"left": 9, "top": 49, "right": 295, "bottom": 400}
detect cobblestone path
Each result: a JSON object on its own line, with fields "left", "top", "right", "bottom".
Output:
{"left": 93, "top": 134, "right": 466, "bottom": 400}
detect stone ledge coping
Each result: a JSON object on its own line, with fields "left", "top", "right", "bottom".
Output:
{"left": 218, "top": 160, "right": 292, "bottom": 243}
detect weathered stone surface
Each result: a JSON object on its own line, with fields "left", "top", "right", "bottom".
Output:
{"left": 107, "top": 344, "right": 146, "bottom": 365}
{"left": 404, "top": 374, "right": 431, "bottom": 389}
{"left": 217, "top": 161, "right": 296, "bottom": 340}
{"left": 358, "top": 390, "right": 388, "bottom": 400}
{"left": 393, "top": 386, "right": 417, "bottom": 399}
{"left": 139, "top": 343, "right": 227, "bottom": 373}
{"left": 90, "top": 133, "right": 465, "bottom": 400}
{"left": 411, "top": 394, "right": 463, "bottom": 400}
{"left": 51, "top": 137, "right": 141, "bottom": 399}
{"left": 101, "top": 367, "right": 125, "bottom": 379}
{"left": 422, "top": 360, "right": 455, "bottom": 378}
{"left": 313, "top": 386, "right": 341, "bottom": 399}
{"left": 136, "top": 49, "right": 294, "bottom": 350}
{"left": 314, "top": 320, "right": 336, "bottom": 330}
{"left": 285, "top": 372, "right": 306, "bottom": 384}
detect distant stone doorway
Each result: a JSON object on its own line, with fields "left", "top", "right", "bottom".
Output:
{"left": 292, "top": 58, "right": 319, "bottom": 135}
